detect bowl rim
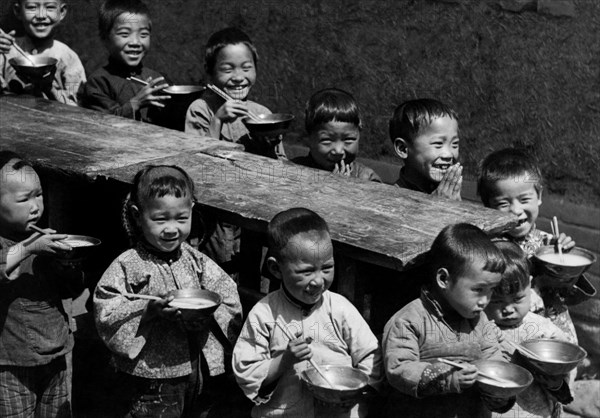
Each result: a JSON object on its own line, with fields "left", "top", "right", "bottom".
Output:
{"left": 532, "top": 245, "right": 597, "bottom": 267}
{"left": 162, "top": 85, "right": 205, "bottom": 94}
{"left": 9, "top": 56, "right": 59, "bottom": 67}
{"left": 472, "top": 359, "right": 533, "bottom": 388}
{"left": 62, "top": 234, "right": 102, "bottom": 247}
{"left": 520, "top": 338, "right": 587, "bottom": 364}
{"left": 300, "top": 364, "right": 369, "bottom": 391}
{"left": 243, "top": 113, "right": 295, "bottom": 125}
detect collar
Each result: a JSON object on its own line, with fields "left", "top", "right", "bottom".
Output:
{"left": 106, "top": 57, "right": 144, "bottom": 77}
{"left": 138, "top": 240, "right": 182, "bottom": 263}
{"left": 281, "top": 283, "right": 320, "bottom": 316}
{"left": 420, "top": 287, "right": 467, "bottom": 324}
{"left": 395, "top": 167, "right": 436, "bottom": 193}
{"left": 506, "top": 224, "right": 547, "bottom": 256}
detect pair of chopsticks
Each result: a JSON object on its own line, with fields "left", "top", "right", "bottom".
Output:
{"left": 0, "top": 28, "right": 37, "bottom": 67}
{"left": 127, "top": 76, "right": 149, "bottom": 85}
{"left": 438, "top": 358, "right": 514, "bottom": 386}
{"left": 274, "top": 321, "right": 335, "bottom": 389}
{"left": 122, "top": 292, "right": 200, "bottom": 309}
{"left": 506, "top": 340, "right": 543, "bottom": 361}
{"left": 550, "top": 216, "right": 565, "bottom": 263}
{"left": 30, "top": 224, "right": 49, "bottom": 235}
{"left": 205, "top": 83, "right": 262, "bottom": 122}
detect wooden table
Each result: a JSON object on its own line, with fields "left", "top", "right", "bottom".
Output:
{"left": 0, "top": 96, "right": 517, "bottom": 324}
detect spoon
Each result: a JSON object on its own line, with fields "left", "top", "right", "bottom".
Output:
{"left": 122, "top": 292, "right": 200, "bottom": 309}
{"left": 438, "top": 358, "right": 514, "bottom": 386}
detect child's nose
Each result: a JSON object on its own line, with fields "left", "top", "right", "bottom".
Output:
{"left": 440, "top": 144, "right": 454, "bottom": 159}
{"left": 502, "top": 304, "right": 515, "bottom": 314}
{"left": 510, "top": 201, "right": 523, "bottom": 215}
{"left": 331, "top": 143, "right": 345, "bottom": 155}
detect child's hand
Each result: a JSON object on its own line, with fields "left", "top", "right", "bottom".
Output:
{"left": 214, "top": 99, "right": 249, "bottom": 123}
{"left": 130, "top": 76, "right": 170, "bottom": 112}
{"left": 452, "top": 363, "right": 478, "bottom": 390}
{"left": 554, "top": 233, "right": 575, "bottom": 252}
{"left": 0, "top": 29, "right": 16, "bottom": 55}
{"left": 534, "top": 371, "right": 565, "bottom": 391}
{"left": 333, "top": 160, "right": 352, "bottom": 177}
{"left": 433, "top": 163, "right": 462, "bottom": 201}
{"left": 283, "top": 333, "right": 313, "bottom": 365}
{"left": 22, "top": 229, "right": 72, "bottom": 257}
{"left": 143, "top": 294, "right": 179, "bottom": 322}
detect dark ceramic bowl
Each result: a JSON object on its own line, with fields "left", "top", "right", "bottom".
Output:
{"left": 301, "top": 365, "right": 370, "bottom": 404}
{"left": 9, "top": 56, "right": 57, "bottom": 80}
{"left": 519, "top": 339, "right": 587, "bottom": 376}
{"left": 167, "top": 288, "right": 221, "bottom": 322}
{"left": 243, "top": 113, "right": 294, "bottom": 136}
{"left": 57, "top": 235, "right": 101, "bottom": 260}
{"left": 473, "top": 360, "right": 533, "bottom": 398}
{"left": 532, "top": 246, "right": 596, "bottom": 287}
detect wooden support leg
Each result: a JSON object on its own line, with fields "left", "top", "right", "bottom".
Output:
{"left": 334, "top": 253, "right": 369, "bottom": 322}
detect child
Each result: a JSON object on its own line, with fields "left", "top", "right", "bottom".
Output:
{"left": 0, "top": 0, "right": 86, "bottom": 105}
{"left": 233, "top": 208, "right": 382, "bottom": 417}
{"left": 382, "top": 223, "right": 514, "bottom": 417}
{"left": 185, "top": 27, "right": 286, "bottom": 159}
{"left": 292, "top": 88, "right": 382, "bottom": 182}
{"left": 485, "top": 241, "right": 573, "bottom": 418}
{"left": 81, "top": 0, "right": 170, "bottom": 124}
{"left": 477, "top": 148, "right": 595, "bottom": 344}
{"left": 0, "top": 150, "right": 85, "bottom": 417}
{"left": 389, "top": 98, "right": 462, "bottom": 199}
{"left": 93, "top": 165, "right": 243, "bottom": 417}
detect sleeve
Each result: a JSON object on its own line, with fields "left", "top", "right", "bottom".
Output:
{"left": 81, "top": 73, "right": 136, "bottom": 118}
{"left": 184, "top": 98, "right": 213, "bottom": 137}
{"left": 232, "top": 302, "right": 278, "bottom": 404}
{"left": 383, "top": 314, "right": 458, "bottom": 398}
{"left": 0, "top": 240, "right": 11, "bottom": 282}
{"left": 52, "top": 48, "right": 86, "bottom": 106}
{"left": 93, "top": 257, "right": 152, "bottom": 359}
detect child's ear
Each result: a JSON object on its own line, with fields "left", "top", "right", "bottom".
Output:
{"left": 13, "top": 2, "right": 22, "bottom": 19}
{"left": 393, "top": 138, "right": 409, "bottom": 159}
{"left": 266, "top": 256, "right": 282, "bottom": 280}
{"left": 537, "top": 187, "right": 543, "bottom": 207}
{"left": 435, "top": 268, "right": 451, "bottom": 290}
{"left": 130, "top": 204, "right": 141, "bottom": 223}
{"left": 59, "top": 2, "right": 68, "bottom": 22}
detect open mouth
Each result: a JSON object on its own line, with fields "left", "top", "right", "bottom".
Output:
{"left": 225, "top": 85, "right": 250, "bottom": 100}
{"left": 432, "top": 163, "right": 452, "bottom": 171}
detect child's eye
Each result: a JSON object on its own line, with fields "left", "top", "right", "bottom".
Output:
{"left": 344, "top": 137, "right": 357, "bottom": 144}
{"left": 242, "top": 64, "right": 254, "bottom": 71}
{"left": 319, "top": 139, "right": 332, "bottom": 145}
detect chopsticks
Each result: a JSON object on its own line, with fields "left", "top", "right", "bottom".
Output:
{"left": 29, "top": 224, "right": 49, "bottom": 235}
{"left": 127, "top": 76, "right": 148, "bottom": 85}
{"left": 274, "top": 320, "right": 335, "bottom": 389}
{"left": 122, "top": 292, "right": 200, "bottom": 309}
{"left": 0, "top": 28, "right": 37, "bottom": 67}
{"left": 438, "top": 358, "right": 514, "bottom": 386}
{"left": 550, "top": 216, "right": 565, "bottom": 263}
{"left": 205, "top": 83, "right": 262, "bottom": 122}
{"left": 507, "top": 340, "right": 543, "bottom": 361}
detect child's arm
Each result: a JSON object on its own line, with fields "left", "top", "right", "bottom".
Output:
{"left": 0, "top": 29, "right": 15, "bottom": 55}
{"left": 432, "top": 163, "right": 462, "bottom": 200}
{"left": 49, "top": 48, "right": 86, "bottom": 106}
{"left": 185, "top": 97, "right": 249, "bottom": 139}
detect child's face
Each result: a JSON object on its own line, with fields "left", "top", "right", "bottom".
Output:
{"left": 270, "top": 231, "right": 334, "bottom": 305}
{"left": 15, "top": 1, "right": 66, "bottom": 40}
{"left": 210, "top": 43, "right": 256, "bottom": 100}
{"left": 395, "top": 116, "right": 459, "bottom": 184}
{"left": 105, "top": 13, "right": 150, "bottom": 68}
{"left": 486, "top": 175, "right": 541, "bottom": 239}
{"left": 308, "top": 121, "right": 360, "bottom": 171}
{"left": 134, "top": 195, "right": 192, "bottom": 253}
{"left": 0, "top": 163, "right": 43, "bottom": 240}
{"left": 485, "top": 284, "right": 531, "bottom": 328}
{"left": 437, "top": 260, "right": 501, "bottom": 319}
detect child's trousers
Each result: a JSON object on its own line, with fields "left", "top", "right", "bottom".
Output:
{"left": 0, "top": 356, "right": 70, "bottom": 418}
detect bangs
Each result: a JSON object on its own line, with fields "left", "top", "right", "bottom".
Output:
{"left": 305, "top": 88, "right": 360, "bottom": 133}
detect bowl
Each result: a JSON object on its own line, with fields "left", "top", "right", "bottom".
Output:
{"left": 532, "top": 246, "right": 596, "bottom": 287}
{"left": 9, "top": 56, "right": 58, "bottom": 81}
{"left": 300, "top": 365, "right": 370, "bottom": 404}
{"left": 167, "top": 288, "right": 222, "bottom": 322}
{"left": 163, "top": 85, "right": 205, "bottom": 96}
{"left": 243, "top": 113, "right": 295, "bottom": 136}
{"left": 58, "top": 235, "right": 101, "bottom": 260}
{"left": 519, "top": 339, "right": 587, "bottom": 376}
{"left": 473, "top": 360, "right": 533, "bottom": 398}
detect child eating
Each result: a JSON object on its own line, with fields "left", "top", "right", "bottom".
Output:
{"left": 382, "top": 223, "right": 514, "bottom": 417}
{"left": 0, "top": 150, "right": 85, "bottom": 417}
{"left": 477, "top": 148, "right": 595, "bottom": 344}
{"left": 233, "top": 208, "right": 382, "bottom": 417}
{"left": 81, "top": 0, "right": 170, "bottom": 124}
{"left": 93, "top": 165, "right": 242, "bottom": 417}
{"left": 185, "top": 27, "right": 286, "bottom": 159}
{"left": 389, "top": 98, "right": 462, "bottom": 199}
{"left": 485, "top": 241, "right": 573, "bottom": 417}
{"left": 292, "top": 88, "right": 381, "bottom": 181}
{"left": 0, "top": 0, "right": 86, "bottom": 105}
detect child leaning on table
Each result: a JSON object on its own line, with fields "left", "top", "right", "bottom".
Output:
{"left": 0, "top": 0, "right": 86, "bottom": 105}
{"left": 485, "top": 241, "right": 574, "bottom": 418}
{"left": 93, "top": 165, "right": 242, "bottom": 417}
{"left": 477, "top": 148, "right": 596, "bottom": 345}
{"left": 185, "top": 27, "right": 286, "bottom": 159}
{"left": 0, "top": 151, "right": 85, "bottom": 417}
{"left": 292, "top": 88, "right": 382, "bottom": 182}
{"left": 382, "top": 223, "right": 515, "bottom": 418}
{"left": 81, "top": 0, "right": 170, "bottom": 124}
{"left": 233, "top": 208, "right": 382, "bottom": 417}
{"left": 389, "top": 98, "right": 463, "bottom": 199}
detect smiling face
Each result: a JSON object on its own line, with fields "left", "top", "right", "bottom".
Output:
{"left": 210, "top": 43, "right": 256, "bottom": 100}
{"left": 395, "top": 115, "right": 459, "bottom": 187}
{"left": 0, "top": 162, "right": 43, "bottom": 240}
{"left": 308, "top": 121, "right": 360, "bottom": 171}
{"left": 487, "top": 175, "right": 541, "bottom": 239}
{"left": 270, "top": 231, "right": 335, "bottom": 305}
{"left": 15, "top": 0, "right": 66, "bottom": 41}
{"left": 486, "top": 285, "right": 531, "bottom": 328}
{"left": 105, "top": 12, "right": 150, "bottom": 68}
{"left": 437, "top": 260, "right": 502, "bottom": 319}
{"left": 134, "top": 194, "right": 192, "bottom": 253}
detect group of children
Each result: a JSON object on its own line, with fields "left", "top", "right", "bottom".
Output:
{"left": 0, "top": 1, "right": 595, "bottom": 418}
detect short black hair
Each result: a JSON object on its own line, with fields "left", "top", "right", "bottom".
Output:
{"left": 0, "top": 150, "right": 33, "bottom": 172}
{"left": 304, "top": 88, "right": 361, "bottom": 133}
{"left": 98, "top": 0, "right": 151, "bottom": 40}
{"left": 492, "top": 241, "right": 530, "bottom": 296}
{"left": 389, "top": 98, "right": 458, "bottom": 144}
{"left": 428, "top": 223, "right": 505, "bottom": 281}
{"left": 205, "top": 27, "right": 258, "bottom": 76}
{"left": 267, "top": 208, "right": 330, "bottom": 260}
{"left": 477, "top": 148, "right": 543, "bottom": 207}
